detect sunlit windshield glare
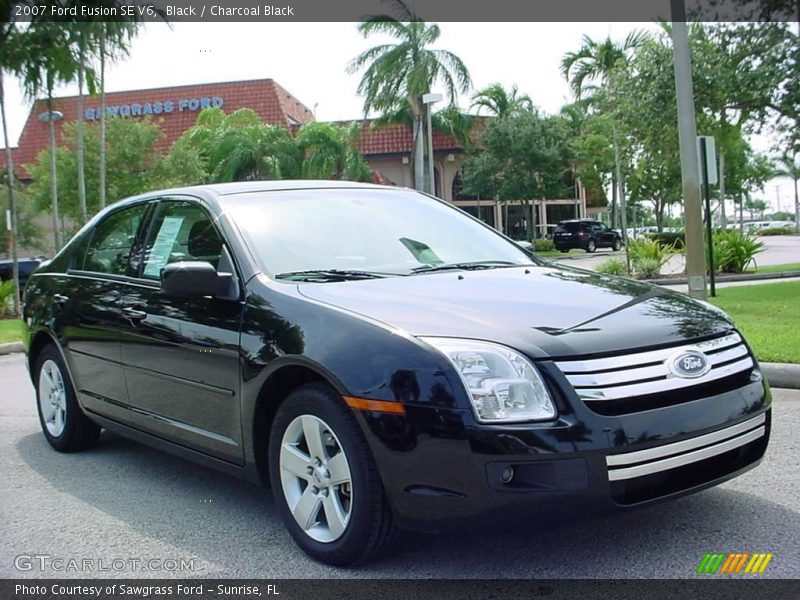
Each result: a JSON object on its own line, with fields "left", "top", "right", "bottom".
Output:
{"left": 225, "top": 188, "right": 532, "bottom": 278}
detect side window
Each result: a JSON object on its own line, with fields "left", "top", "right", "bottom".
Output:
{"left": 141, "top": 201, "right": 223, "bottom": 280}
{"left": 83, "top": 204, "right": 149, "bottom": 275}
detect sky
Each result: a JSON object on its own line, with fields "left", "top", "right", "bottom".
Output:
{"left": 2, "top": 21, "right": 795, "bottom": 212}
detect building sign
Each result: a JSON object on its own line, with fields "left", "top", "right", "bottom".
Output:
{"left": 84, "top": 96, "right": 224, "bottom": 120}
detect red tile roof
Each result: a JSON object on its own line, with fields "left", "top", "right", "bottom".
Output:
{"left": 350, "top": 121, "right": 467, "bottom": 156}
{"left": 1, "top": 78, "right": 313, "bottom": 178}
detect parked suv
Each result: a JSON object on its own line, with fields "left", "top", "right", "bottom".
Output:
{"left": 554, "top": 219, "right": 623, "bottom": 253}
{"left": 23, "top": 182, "right": 769, "bottom": 565}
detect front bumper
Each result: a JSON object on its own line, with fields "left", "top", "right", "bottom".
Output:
{"left": 356, "top": 373, "right": 770, "bottom": 531}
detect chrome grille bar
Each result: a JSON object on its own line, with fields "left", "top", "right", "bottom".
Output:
{"left": 555, "top": 332, "right": 754, "bottom": 402}
{"left": 606, "top": 420, "right": 765, "bottom": 482}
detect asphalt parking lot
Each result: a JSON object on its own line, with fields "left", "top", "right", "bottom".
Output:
{"left": 1, "top": 352, "right": 798, "bottom": 579}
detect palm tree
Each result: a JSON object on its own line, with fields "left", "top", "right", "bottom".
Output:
{"left": 346, "top": 0, "right": 471, "bottom": 192}
{"left": 560, "top": 32, "right": 645, "bottom": 101}
{"left": 470, "top": 83, "right": 533, "bottom": 117}
{"left": 18, "top": 23, "right": 81, "bottom": 252}
{"left": 0, "top": 28, "right": 22, "bottom": 315}
{"left": 775, "top": 152, "right": 800, "bottom": 233}
{"left": 561, "top": 32, "right": 644, "bottom": 230}
{"left": 296, "top": 121, "right": 371, "bottom": 181}
{"left": 94, "top": 21, "right": 138, "bottom": 210}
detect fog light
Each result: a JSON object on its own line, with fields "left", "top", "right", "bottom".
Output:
{"left": 500, "top": 466, "right": 514, "bottom": 484}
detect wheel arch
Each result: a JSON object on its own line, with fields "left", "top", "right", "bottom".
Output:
{"left": 249, "top": 358, "right": 349, "bottom": 486}
{"left": 27, "top": 329, "right": 63, "bottom": 382}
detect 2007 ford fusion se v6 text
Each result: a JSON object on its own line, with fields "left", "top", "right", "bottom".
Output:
{"left": 22, "top": 181, "right": 770, "bottom": 565}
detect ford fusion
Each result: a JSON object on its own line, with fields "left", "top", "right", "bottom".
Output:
{"left": 23, "top": 181, "right": 770, "bottom": 565}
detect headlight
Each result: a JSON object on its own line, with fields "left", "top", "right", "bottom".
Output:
{"left": 420, "top": 337, "right": 556, "bottom": 423}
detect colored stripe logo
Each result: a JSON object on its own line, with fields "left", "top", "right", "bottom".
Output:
{"left": 697, "top": 552, "right": 773, "bottom": 574}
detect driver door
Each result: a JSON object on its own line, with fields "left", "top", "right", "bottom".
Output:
{"left": 116, "top": 198, "right": 245, "bottom": 464}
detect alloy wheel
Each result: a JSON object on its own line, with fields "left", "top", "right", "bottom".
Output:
{"left": 38, "top": 359, "right": 67, "bottom": 437}
{"left": 279, "top": 414, "right": 353, "bottom": 543}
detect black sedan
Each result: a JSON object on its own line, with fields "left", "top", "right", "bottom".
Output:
{"left": 23, "top": 181, "right": 769, "bottom": 565}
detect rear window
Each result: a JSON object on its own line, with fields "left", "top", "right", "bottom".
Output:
{"left": 557, "top": 222, "right": 584, "bottom": 232}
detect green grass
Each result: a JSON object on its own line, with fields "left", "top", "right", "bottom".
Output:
{"left": 748, "top": 262, "right": 800, "bottom": 274}
{"left": 710, "top": 281, "right": 800, "bottom": 364}
{"left": 0, "top": 319, "right": 23, "bottom": 344}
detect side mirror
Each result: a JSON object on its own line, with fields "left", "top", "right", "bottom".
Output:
{"left": 161, "top": 261, "right": 228, "bottom": 298}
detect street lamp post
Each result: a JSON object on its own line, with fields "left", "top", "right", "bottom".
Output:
{"left": 670, "top": 0, "right": 707, "bottom": 299}
{"left": 39, "top": 110, "right": 63, "bottom": 252}
{"left": 422, "top": 93, "right": 442, "bottom": 196}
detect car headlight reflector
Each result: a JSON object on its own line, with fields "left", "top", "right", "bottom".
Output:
{"left": 421, "top": 338, "right": 556, "bottom": 423}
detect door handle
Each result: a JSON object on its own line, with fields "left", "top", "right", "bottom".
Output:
{"left": 121, "top": 306, "right": 148, "bottom": 321}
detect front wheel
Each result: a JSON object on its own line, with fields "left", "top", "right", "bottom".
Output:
{"left": 612, "top": 238, "right": 622, "bottom": 251}
{"left": 268, "top": 383, "right": 397, "bottom": 565}
{"left": 35, "top": 345, "right": 101, "bottom": 452}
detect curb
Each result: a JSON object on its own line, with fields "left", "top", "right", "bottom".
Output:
{"left": 761, "top": 363, "right": 800, "bottom": 391}
{"left": 0, "top": 342, "right": 24, "bottom": 356}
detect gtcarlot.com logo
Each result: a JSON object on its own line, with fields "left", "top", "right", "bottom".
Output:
{"left": 697, "top": 552, "right": 774, "bottom": 574}
{"left": 14, "top": 554, "right": 197, "bottom": 573}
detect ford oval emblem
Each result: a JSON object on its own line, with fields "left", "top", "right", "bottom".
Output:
{"left": 669, "top": 350, "right": 711, "bottom": 379}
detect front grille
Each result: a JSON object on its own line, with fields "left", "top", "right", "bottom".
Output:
{"left": 555, "top": 332, "right": 754, "bottom": 414}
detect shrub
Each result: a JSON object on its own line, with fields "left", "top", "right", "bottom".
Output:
{"left": 757, "top": 226, "right": 794, "bottom": 236}
{"left": 533, "top": 238, "right": 554, "bottom": 252}
{"left": 596, "top": 258, "right": 628, "bottom": 276}
{"left": 0, "top": 280, "right": 14, "bottom": 318}
{"left": 633, "top": 258, "right": 662, "bottom": 279}
{"left": 711, "top": 230, "right": 765, "bottom": 274}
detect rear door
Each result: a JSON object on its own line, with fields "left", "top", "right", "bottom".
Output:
{"left": 62, "top": 201, "right": 154, "bottom": 418}
{"left": 116, "top": 198, "right": 245, "bottom": 464}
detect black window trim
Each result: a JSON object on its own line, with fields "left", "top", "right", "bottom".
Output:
{"left": 77, "top": 199, "right": 156, "bottom": 278}
{"left": 137, "top": 194, "right": 245, "bottom": 295}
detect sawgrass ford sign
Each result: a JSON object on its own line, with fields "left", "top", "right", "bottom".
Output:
{"left": 84, "top": 96, "right": 224, "bottom": 120}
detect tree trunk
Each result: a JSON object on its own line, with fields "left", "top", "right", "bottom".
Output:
{"left": 794, "top": 174, "right": 799, "bottom": 234}
{"left": 718, "top": 152, "right": 726, "bottom": 229}
{"left": 610, "top": 170, "right": 617, "bottom": 229}
{"left": 413, "top": 115, "right": 424, "bottom": 192}
{"left": 0, "top": 73, "right": 20, "bottom": 316}
{"left": 76, "top": 28, "right": 88, "bottom": 223}
{"left": 99, "top": 26, "right": 107, "bottom": 209}
{"left": 47, "top": 94, "right": 62, "bottom": 252}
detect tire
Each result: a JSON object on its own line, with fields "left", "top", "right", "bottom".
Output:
{"left": 35, "top": 345, "right": 101, "bottom": 452}
{"left": 586, "top": 240, "right": 597, "bottom": 253}
{"left": 268, "top": 382, "right": 398, "bottom": 565}
{"left": 612, "top": 238, "right": 622, "bottom": 251}
{"left": 559, "top": 249, "right": 569, "bottom": 253}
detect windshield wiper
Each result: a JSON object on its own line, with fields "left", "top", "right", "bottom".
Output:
{"left": 412, "top": 260, "right": 520, "bottom": 274}
{"left": 275, "top": 269, "right": 392, "bottom": 282}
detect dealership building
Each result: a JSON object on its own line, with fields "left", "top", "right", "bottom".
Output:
{"left": 2, "top": 78, "right": 589, "bottom": 253}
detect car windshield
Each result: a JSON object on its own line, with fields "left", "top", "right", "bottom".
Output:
{"left": 225, "top": 187, "right": 535, "bottom": 279}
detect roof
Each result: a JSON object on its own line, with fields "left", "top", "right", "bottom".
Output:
{"left": 351, "top": 121, "right": 468, "bottom": 156}
{"left": 1, "top": 78, "right": 313, "bottom": 178}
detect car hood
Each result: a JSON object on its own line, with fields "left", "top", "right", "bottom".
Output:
{"left": 296, "top": 264, "right": 732, "bottom": 359}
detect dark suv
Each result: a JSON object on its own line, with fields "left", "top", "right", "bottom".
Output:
{"left": 554, "top": 219, "right": 622, "bottom": 253}
{"left": 23, "top": 182, "right": 769, "bottom": 565}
